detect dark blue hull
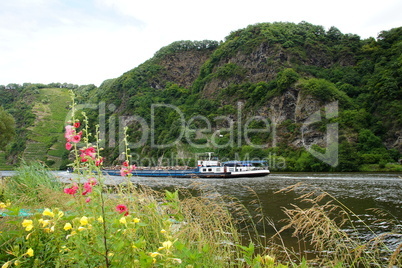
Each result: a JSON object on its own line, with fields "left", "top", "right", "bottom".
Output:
{"left": 103, "top": 169, "right": 233, "bottom": 178}
{"left": 102, "top": 169, "right": 269, "bottom": 178}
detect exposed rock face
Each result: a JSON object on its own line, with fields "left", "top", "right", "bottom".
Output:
{"left": 150, "top": 41, "right": 338, "bottom": 151}
{"left": 157, "top": 50, "right": 214, "bottom": 89}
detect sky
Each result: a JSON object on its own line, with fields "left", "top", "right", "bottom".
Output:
{"left": 1, "top": 0, "right": 401, "bottom": 87}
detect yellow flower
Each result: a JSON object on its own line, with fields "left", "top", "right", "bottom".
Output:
{"left": 42, "top": 208, "right": 55, "bottom": 218}
{"left": 162, "top": 241, "right": 173, "bottom": 249}
{"left": 158, "top": 241, "right": 173, "bottom": 251}
{"left": 57, "top": 211, "right": 64, "bottom": 218}
{"left": 149, "top": 252, "right": 161, "bottom": 258}
{"left": 160, "top": 229, "right": 166, "bottom": 234}
{"left": 22, "top": 219, "right": 33, "bottom": 231}
{"left": 97, "top": 216, "right": 104, "bottom": 223}
{"left": 26, "top": 248, "right": 34, "bottom": 257}
{"left": 78, "top": 226, "right": 86, "bottom": 232}
{"left": 119, "top": 217, "right": 127, "bottom": 225}
{"left": 39, "top": 219, "right": 50, "bottom": 227}
{"left": 0, "top": 202, "right": 7, "bottom": 209}
{"left": 64, "top": 223, "right": 72, "bottom": 231}
{"left": 133, "top": 218, "right": 140, "bottom": 223}
{"left": 80, "top": 216, "right": 89, "bottom": 226}
{"left": 14, "top": 260, "right": 20, "bottom": 266}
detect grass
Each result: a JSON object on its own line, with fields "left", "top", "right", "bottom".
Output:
{"left": 0, "top": 164, "right": 264, "bottom": 267}
{"left": 1, "top": 163, "right": 401, "bottom": 267}
{"left": 0, "top": 152, "right": 14, "bottom": 170}
{"left": 276, "top": 182, "right": 402, "bottom": 267}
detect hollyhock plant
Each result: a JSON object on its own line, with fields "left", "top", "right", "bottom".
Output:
{"left": 88, "top": 177, "right": 98, "bottom": 186}
{"left": 74, "top": 121, "right": 80, "bottom": 128}
{"left": 65, "top": 142, "right": 73, "bottom": 150}
{"left": 63, "top": 183, "right": 79, "bottom": 195}
{"left": 82, "top": 182, "right": 93, "bottom": 195}
{"left": 80, "top": 147, "right": 97, "bottom": 162}
{"left": 64, "top": 125, "right": 75, "bottom": 142}
{"left": 82, "top": 178, "right": 97, "bottom": 195}
{"left": 72, "top": 134, "right": 81, "bottom": 143}
{"left": 115, "top": 204, "right": 129, "bottom": 216}
{"left": 80, "top": 148, "right": 96, "bottom": 163}
{"left": 120, "top": 162, "right": 136, "bottom": 177}
{"left": 95, "top": 157, "right": 104, "bottom": 167}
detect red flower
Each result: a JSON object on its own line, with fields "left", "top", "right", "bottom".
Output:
{"left": 63, "top": 183, "right": 78, "bottom": 195}
{"left": 74, "top": 121, "right": 80, "bottom": 128}
{"left": 95, "top": 157, "right": 104, "bottom": 166}
{"left": 123, "top": 160, "right": 129, "bottom": 167}
{"left": 115, "top": 204, "right": 129, "bottom": 216}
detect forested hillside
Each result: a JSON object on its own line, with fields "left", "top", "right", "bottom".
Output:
{"left": 1, "top": 22, "right": 401, "bottom": 171}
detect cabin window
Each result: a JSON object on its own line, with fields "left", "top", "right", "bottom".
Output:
{"left": 208, "top": 168, "right": 212, "bottom": 172}
{"left": 202, "top": 168, "right": 206, "bottom": 172}
{"left": 216, "top": 168, "right": 220, "bottom": 172}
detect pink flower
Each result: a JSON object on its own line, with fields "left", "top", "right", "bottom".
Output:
{"left": 88, "top": 177, "right": 97, "bottom": 186}
{"left": 85, "top": 197, "right": 91, "bottom": 203}
{"left": 81, "top": 147, "right": 96, "bottom": 158}
{"left": 82, "top": 178, "right": 97, "bottom": 195}
{"left": 120, "top": 167, "right": 131, "bottom": 177}
{"left": 65, "top": 142, "right": 72, "bottom": 150}
{"left": 120, "top": 162, "right": 136, "bottom": 176}
{"left": 115, "top": 204, "right": 129, "bottom": 216}
{"left": 64, "top": 125, "right": 75, "bottom": 142}
{"left": 72, "top": 134, "right": 81, "bottom": 143}
{"left": 82, "top": 182, "right": 93, "bottom": 195}
{"left": 80, "top": 147, "right": 97, "bottom": 162}
{"left": 63, "top": 183, "right": 78, "bottom": 195}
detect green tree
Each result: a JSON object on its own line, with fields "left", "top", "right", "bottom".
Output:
{"left": 0, "top": 106, "right": 16, "bottom": 149}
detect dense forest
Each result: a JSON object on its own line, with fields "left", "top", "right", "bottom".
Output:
{"left": 1, "top": 22, "right": 401, "bottom": 171}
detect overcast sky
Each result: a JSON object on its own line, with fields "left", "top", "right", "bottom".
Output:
{"left": 1, "top": 0, "right": 401, "bottom": 87}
